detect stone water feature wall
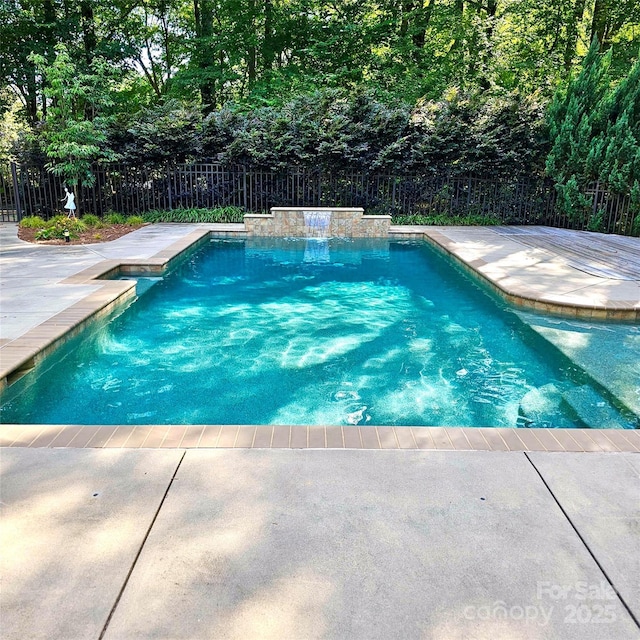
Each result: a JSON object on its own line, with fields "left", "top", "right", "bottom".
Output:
{"left": 244, "top": 207, "right": 391, "bottom": 237}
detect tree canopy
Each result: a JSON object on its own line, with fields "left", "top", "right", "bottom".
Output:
{"left": 3, "top": 0, "right": 639, "bottom": 118}
{"left": 1, "top": 0, "right": 639, "bottom": 212}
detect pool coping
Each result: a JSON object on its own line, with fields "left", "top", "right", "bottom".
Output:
{"left": 1, "top": 423, "right": 639, "bottom": 453}
{"left": 1, "top": 223, "right": 638, "bottom": 452}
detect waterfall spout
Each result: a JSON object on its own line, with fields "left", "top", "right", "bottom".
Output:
{"left": 244, "top": 207, "right": 391, "bottom": 238}
{"left": 303, "top": 210, "right": 332, "bottom": 238}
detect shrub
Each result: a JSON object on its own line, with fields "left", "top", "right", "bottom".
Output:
{"left": 19, "top": 215, "right": 46, "bottom": 229}
{"left": 197, "top": 89, "right": 549, "bottom": 178}
{"left": 392, "top": 214, "right": 501, "bottom": 226}
{"left": 126, "top": 215, "right": 145, "bottom": 225}
{"left": 586, "top": 209, "right": 605, "bottom": 233}
{"left": 35, "top": 217, "right": 86, "bottom": 240}
{"left": 48, "top": 214, "right": 71, "bottom": 226}
{"left": 104, "top": 212, "right": 127, "bottom": 224}
{"left": 81, "top": 214, "right": 101, "bottom": 227}
{"left": 142, "top": 206, "right": 245, "bottom": 223}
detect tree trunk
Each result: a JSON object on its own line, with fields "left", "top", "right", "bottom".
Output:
{"left": 590, "top": 0, "right": 612, "bottom": 50}
{"left": 80, "top": 0, "right": 96, "bottom": 63}
{"left": 247, "top": 0, "right": 256, "bottom": 89}
{"left": 400, "top": 0, "right": 413, "bottom": 37}
{"left": 41, "top": 0, "right": 58, "bottom": 119}
{"left": 564, "top": 0, "right": 586, "bottom": 71}
{"left": 479, "top": 0, "right": 498, "bottom": 90}
{"left": 262, "top": 0, "right": 274, "bottom": 73}
{"left": 412, "top": 0, "right": 435, "bottom": 51}
{"left": 194, "top": 0, "right": 216, "bottom": 111}
{"left": 26, "top": 74, "right": 38, "bottom": 124}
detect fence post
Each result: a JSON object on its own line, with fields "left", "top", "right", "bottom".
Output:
{"left": 243, "top": 166, "right": 248, "bottom": 211}
{"left": 167, "top": 162, "right": 173, "bottom": 210}
{"left": 10, "top": 162, "right": 22, "bottom": 220}
{"left": 392, "top": 176, "right": 397, "bottom": 211}
{"left": 591, "top": 180, "right": 600, "bottom": 224}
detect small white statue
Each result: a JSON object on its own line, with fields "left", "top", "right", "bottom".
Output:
{"left": 61, "top": 187, "right": 76, "bottom": 218}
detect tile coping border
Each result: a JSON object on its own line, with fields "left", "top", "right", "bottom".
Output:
{"left": 1, "top": 223, "right": 638, "bottom": 449}
{"left": 1, "top": 424, "right": 638, "bottom": 452}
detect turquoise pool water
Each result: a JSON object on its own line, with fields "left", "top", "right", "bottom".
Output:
{"left": 1, "top": 237, "right": 636, "bottom": 428}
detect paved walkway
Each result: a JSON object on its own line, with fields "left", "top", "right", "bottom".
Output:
{"left": 1, "top": 223, "right": 639, "bottom": 638}
{"left": 492, "top": 226, "right": 640, "bottom": 280}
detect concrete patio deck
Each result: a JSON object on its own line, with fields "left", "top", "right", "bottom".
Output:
{"left": 2, "top": 448, "right": 639, "bottom": 640}
{"left": 1, "top": 223, "right": 639, "bottom": 638}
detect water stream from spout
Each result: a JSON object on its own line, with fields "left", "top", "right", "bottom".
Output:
{"left": 303, "top": 210, "right": 332, "bottom": 238}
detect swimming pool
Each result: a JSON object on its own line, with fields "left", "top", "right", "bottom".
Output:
{"left": 1, "top": 237, "right": 637, "bottom": 428}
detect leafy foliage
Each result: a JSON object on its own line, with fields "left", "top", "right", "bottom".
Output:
{"left": 109, "top": 100, "right": 204, "bottom": 166}
{"left": 3, "top": 0, "right": 640, "bottom": 121}
{"left": 80, "top": 214, "right": 102, "bottom": 227}
{"left": 109, "top": 88, "right": 548, "bottom": 178}
{"left": 392, "top": 214, "right": 501, "bottom": 226}
{"left": 0, "top": 92, "right": 30, "bottom": 162}
{"left": 18, "top": 215, "right": 46, "bottom": 229}
{"left": 103, "top": 212, "right": 127, "bottom": 224}
{"left": 141, "top": 206, "right": 245, "bottom": 223}
{"left": 34, "top": 215, "right": 87, "bottom": 240}
{"left": 547, "top": 40, "right": 640, "bottom": 221}
{"left": 3, "top": 0, "right": 640, "bottom": 233}
{"left": 29, "top": 45, "right": 118, "bottom": 186}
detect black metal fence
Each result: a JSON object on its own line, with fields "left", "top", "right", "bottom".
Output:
{"left": 0, "top": 162, "right": 21, "bottom": 222}
{"left": 1, "top": 161, "right": 638, "bottom": 235}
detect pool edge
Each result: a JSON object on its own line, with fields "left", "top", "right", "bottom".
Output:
{"left": 2, "top": 224, "right": 638, "bottom": 442}
{"left": 391, "top": 227, "right": 640, "bottom": 323}
{"left": 4, "top": 225, "right": 637, "bottom": 392}
{"left": 0, "top": 227, "right": 213, "bottom": 390}
{"left": 1, "top": 424, "right": 638, "bottom": 452}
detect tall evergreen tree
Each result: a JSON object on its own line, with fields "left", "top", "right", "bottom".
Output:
{"left": 547, "top": 41, "right": 640, "bottom": 228}
{"left": 598, "top": 57, "right": 640, "bottom": 191}
{"left": 546, "top": 38, "right": 612, "bottom": 185}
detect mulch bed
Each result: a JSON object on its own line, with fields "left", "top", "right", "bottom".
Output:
{"left": 18, "top": 223, "right": 145, "bottom": 245}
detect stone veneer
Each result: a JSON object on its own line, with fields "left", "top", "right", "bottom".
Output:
{"left": 244, "top": 207, "right": 391, "bottom": 237}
